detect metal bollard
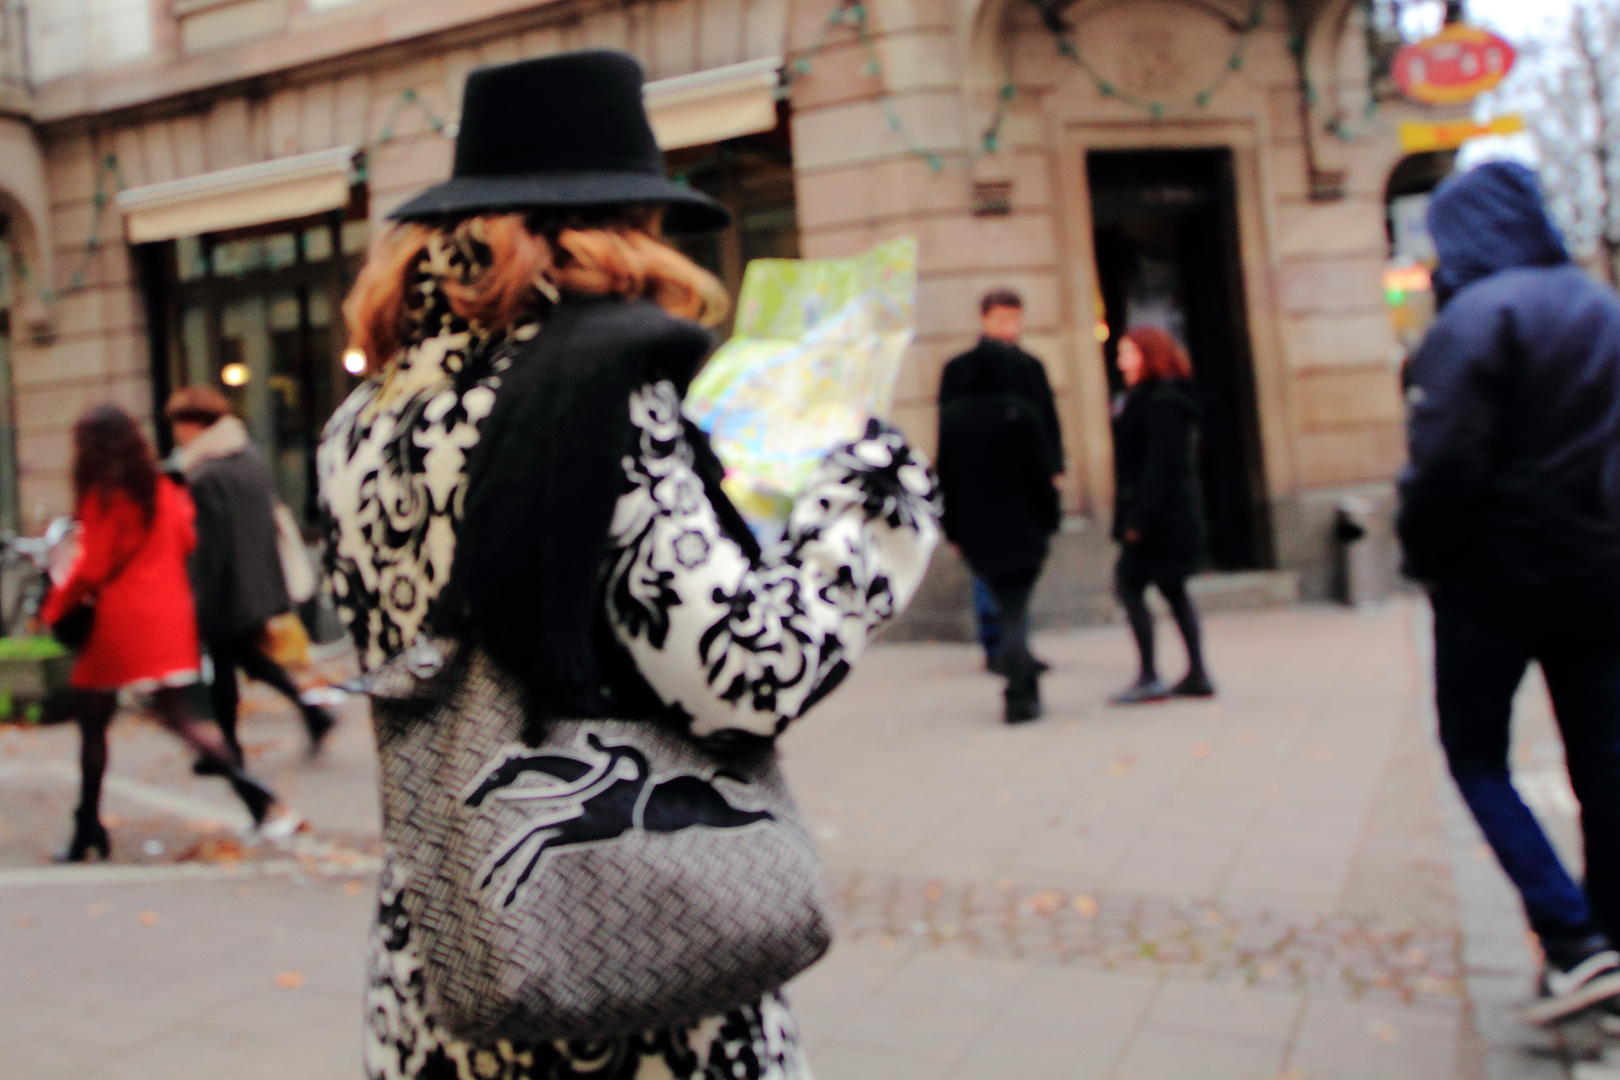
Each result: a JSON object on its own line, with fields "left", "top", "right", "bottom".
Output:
{"left": 1333, "top": 495, "right": 1375, "bottom": 606}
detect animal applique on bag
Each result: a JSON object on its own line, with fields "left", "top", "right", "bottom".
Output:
{"left": 362, "top": 635, "right": 830, "bottom": 1043}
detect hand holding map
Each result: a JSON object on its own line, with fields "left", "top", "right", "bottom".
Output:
{"left": 685, "top": 236, "right": 919, "bottom": 530}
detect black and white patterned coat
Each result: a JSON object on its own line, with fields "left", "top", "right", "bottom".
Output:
{"left": 316, "top": 228, "right": 940, "bottom": 1080}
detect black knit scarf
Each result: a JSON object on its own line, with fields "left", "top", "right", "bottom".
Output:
{"left": 442, "top": 296, "right": 738, "bottom": 720}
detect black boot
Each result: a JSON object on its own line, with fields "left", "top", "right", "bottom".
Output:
{"left": 1004, "top": 664, "right": 1044, "bottom": 725}
{"left": 302, "top": 704, "right": 337, "bottom": 756}
{"left": 53, "top": 808, "right": 111, "bottom": 863}
{"left": 1171, "top": 671, "right": 1216, "bottom": 697}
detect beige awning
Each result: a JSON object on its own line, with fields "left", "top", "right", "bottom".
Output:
{"left": 116, "top": 146, "right": 356, "bottom": 243}
{"left": 645, "top": 57, "right": 782, "bottom": 151}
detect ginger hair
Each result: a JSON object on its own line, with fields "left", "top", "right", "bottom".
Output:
{"left": 1122, "top": 326, "right": 1195, "bottom": 383}
{"left": 343, "top": 208, "right": 728, "bottom": 374}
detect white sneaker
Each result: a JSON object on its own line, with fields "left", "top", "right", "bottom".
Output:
{"left": 251, "top": 807, "right": 306, "bottom": 844}
{"left": 1526, "top": 949, "right": 1620, "bottom": 1026}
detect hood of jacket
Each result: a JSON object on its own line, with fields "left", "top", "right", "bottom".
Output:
{"left": 174, "top": 415, "right": 250, "bottom": 474}
{"left": 1427, "top": 161, "right": 1570, "bottom": 308}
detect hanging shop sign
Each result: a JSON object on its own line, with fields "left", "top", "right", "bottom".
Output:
{"left": 1393, "top": 24, "right": 1517, "bottom": 106}
{"left": 1398, "top": 114, "right": 1525, "bottom": 153}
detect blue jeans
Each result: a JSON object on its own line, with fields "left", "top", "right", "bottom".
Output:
{"left": 973, "top": 575, "right": 1002, "bottom": 658}
{"left": 1432, "top": 591, "right": 1620, "bottom": 946}
{"left": 974, "top": 575, "right": 1033, "bottom": 661}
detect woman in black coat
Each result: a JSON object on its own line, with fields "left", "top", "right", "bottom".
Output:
{"left": 1110, "top": 327, "right": 1215, "bottom": 704}
{"left": 166, "top": 387, "right": 335, "bottom": 759}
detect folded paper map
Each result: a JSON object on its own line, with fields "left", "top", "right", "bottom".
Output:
{"left": 685, "top": 236, "right": 919, "bottom": 530}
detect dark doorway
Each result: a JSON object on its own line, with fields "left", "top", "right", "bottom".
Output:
{"left": 1089, "top": 148, "right": 1269, "bottom": 570}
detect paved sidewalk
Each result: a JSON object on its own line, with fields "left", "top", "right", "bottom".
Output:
{"left": 0, "top": 601, "right": 1608, "bottom": 1078}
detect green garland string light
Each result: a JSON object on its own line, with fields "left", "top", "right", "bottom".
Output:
{"left": 13, "top": 152, "right": 128, "bottom": 307}
{"left": 352, "top": 87, "right": 451, "bottom": 183}
{"left": 1314, "top": 0, "right": 1385, "bottom": 144}
{"left": 1028, "top": 0, "right": 1266, "bottom": 118}
{"left": 786, "top": 0, "right": 1015, "bottom": 169}
{"left": 12, "top": 88, "right": 449, "bottom": 312}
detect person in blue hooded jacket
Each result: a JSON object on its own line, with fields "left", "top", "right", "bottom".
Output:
{"left": 1399, "top": 161, "right": 1620, "bottom": 1026}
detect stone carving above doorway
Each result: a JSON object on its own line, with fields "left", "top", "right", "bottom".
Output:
{"left": 1119, "top": 20, "right": 1184, "bottom": 98}
{"left": 1059, "top": 0, "right": 1239, "bottom": 104}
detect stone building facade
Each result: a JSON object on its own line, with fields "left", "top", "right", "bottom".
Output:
{"left": 0, "top": 0, "right": 1448, "bottom": 627}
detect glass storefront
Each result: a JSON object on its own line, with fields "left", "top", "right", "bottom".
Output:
{"left": 151, "top": 196, "right": 368, "bottom": 527}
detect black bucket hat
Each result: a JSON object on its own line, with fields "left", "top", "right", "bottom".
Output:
{"left": 388, "top": 50, "right": 731, "bottom": 234}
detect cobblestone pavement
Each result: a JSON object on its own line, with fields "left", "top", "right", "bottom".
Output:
{"left": 822, "top": 869, "right": 1464, "bottom": 1007}
{"left": 0, "top": 601, "right": 1614, "bottom": 1079}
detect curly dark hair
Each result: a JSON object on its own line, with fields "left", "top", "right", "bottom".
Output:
{"left": 72, "top": 404, "right": 158, "bottom": 523}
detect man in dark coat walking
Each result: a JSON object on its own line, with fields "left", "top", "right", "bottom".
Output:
{"left": 1398, "top": 161, "right": 1620, "bottom": 1025}
{"left": 937, "top": 289, "right": 1063, "bottom": 722}
{"left": 167, "top": 387, "right": 335, "bottom": 761}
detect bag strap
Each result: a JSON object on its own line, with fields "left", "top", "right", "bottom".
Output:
{"left": 81, "top": 519, "right": 150, "bottom": 602}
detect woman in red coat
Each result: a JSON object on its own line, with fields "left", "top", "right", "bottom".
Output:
{"left": 42, "top": 405, "right": 293, "bottom": 862}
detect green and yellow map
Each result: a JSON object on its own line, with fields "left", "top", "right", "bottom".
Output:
{"left": 685, "top": 236, "right": 919, "bottom": 529}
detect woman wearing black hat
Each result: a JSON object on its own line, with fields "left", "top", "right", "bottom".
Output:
{"left": 318, "top": 50, "right": 939, "bottom": 1080}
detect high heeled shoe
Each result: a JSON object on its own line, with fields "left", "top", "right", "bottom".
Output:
{"left": 53, "top": 810, "right": 111, "bottom": 863}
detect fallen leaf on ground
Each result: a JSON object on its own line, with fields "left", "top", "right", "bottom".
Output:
{"left": 273, "top": 971, "right": 305, "bottom": 989}
{"left": 85, "top": 902, "right": 110, "bottom": 919}
{"left": 1366, "top": 1018, "right": 1399, "bottom": 1042}
{"left": 138, "top": 911, "right": 161, "bottom": 926}
{"left": 1020, "top": 890, "right": 1063, "bottom": 915}
{"left": 178, "top": 835, "right": 246, "bottom": 865}
{"left": 1074, "top": 894, "right": 1099, "bottom": 918}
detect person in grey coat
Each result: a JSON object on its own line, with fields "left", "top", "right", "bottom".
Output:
{"left": 165, "top": 387, "right": 334, "bottom": 760}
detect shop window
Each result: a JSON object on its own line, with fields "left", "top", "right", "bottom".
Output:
{"left": 147, "top": 189, "right": 368, "bottom": 527}
{"left": 1383, "top": 151, "right": 1455, "bottom": 354}
{"left": 665, "top": 110, "right": 799, "bottom": 334}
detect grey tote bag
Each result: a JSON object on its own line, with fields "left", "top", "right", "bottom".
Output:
{"left": 364, "top": 636, "right": 831, "bottom": 1043}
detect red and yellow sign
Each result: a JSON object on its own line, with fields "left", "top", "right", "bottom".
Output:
{"left": 1393, "top": 24, "right": 1517, "bottom": 106}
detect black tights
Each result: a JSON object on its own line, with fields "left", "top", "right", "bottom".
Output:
{"left": 207, "top": 631, "right": 308, "bottom": 762}
{"left": 73, "top": 686, "right": 241, "bottom": 819}
{"left": 1115, "top": 551, "right": 1206, "bottom": 684}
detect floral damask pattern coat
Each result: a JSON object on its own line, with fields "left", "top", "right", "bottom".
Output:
{"left": 316, "top": 224, "right": 940, "bottom": 1080}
